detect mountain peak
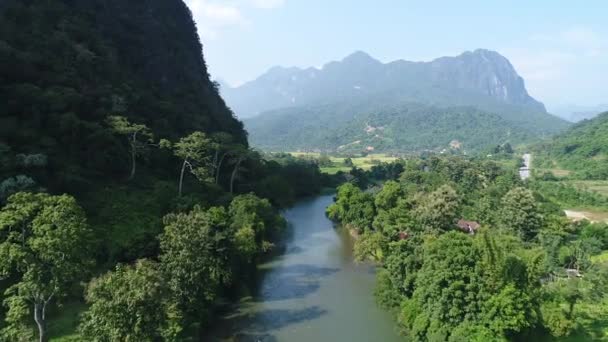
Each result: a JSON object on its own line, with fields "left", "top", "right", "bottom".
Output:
{"left": 341, "top": 51, "right": 380, "bottom": 64}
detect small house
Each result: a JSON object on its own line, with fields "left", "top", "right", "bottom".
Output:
{"left": 398, "top": 231, "right": 410, "bottom": 240}
{"left": 456, "top": 219, "right": 481, "bottom": 235}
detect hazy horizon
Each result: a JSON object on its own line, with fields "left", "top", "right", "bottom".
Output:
{"left": 184, "top": 0, "right": 607, "bottom": 110}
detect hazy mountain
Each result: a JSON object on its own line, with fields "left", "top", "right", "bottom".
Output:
{"left": 235, "top": 49, "right": 568, "bottom": 153}
{"left": 223, "top": 49, "right": 547, "bottom": 118}
{"left": 549, "top": 104, "right": 608, "bottom": 122}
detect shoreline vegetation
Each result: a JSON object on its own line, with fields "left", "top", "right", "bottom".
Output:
{"left": 325, "top": 155, "right": 608, "bottom": 341}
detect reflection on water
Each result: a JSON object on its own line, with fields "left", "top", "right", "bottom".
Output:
{"left": 206, "top": 195, "right": 401, "bottom": 342}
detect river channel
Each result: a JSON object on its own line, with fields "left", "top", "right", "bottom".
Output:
{"left": 207, "top": 194, "right": 401, "bottom": 341}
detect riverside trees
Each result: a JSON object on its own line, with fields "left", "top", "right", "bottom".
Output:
{"left": 80, "top": 194, "right": 285, "bottom": 339}
{"left": 329, "top": 155, "right": 608, "bottom": 340}
{"left": 0, "top": 193, "right": 93, "bottom": 342}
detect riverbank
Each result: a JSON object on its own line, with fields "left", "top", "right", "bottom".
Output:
{"left": 204, "top": 195, "right": 400, "bottom": 341}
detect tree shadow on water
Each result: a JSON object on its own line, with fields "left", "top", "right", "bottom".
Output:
{"left": 255, "top": 264, "right": 339, "bottom": 302}
{"left": 208, "top": 306, "right": 328, "bottom": 342}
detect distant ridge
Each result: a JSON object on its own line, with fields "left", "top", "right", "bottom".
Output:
{"left": 231, "top": 49, "right": 568, "bottom": 153}
{"left": 222, "top": 49, "right": 547, "bottom": 118}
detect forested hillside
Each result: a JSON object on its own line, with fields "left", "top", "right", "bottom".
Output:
{"left": 0, "top": 0, "right": 247, "bottom": 195}
{"left": 0, "top": 1, "right": 330, "bottom": 340}
{"left": 245, "top": 101, "right": 548, "bottom": 153}
{"left": 237, "top": 50, "right": 568, "bottom": 153}
{"left": 535, "top": 112, "right": 608, "bottom": 179}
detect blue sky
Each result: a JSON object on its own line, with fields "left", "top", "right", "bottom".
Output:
{"left": 184, "top": 0, "right": 608, "bottom": 109}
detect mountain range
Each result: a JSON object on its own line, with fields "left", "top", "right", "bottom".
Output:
{"left": 223, "top": 50, "right": 568, "bottom": 153}
{"left": 222, "top": 49, "right": 547, "bottom": 119}
{"left": 549, "top": 104, "right": 608, "bottom": 122}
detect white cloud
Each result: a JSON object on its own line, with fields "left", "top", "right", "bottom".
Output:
{"left": 185, "top": 1, "right": 244, "bottom": 40}
{"left": 529, "top": 27, "right": 606, "bottom": 55}
{"left": 504, "top": 49, "right": 577, "bottom": 82}
{"left": 250, "top": 0, "right": 286, "bottom": 9}
{"left": 501, "top": 26, "right": 606, "bottom": 105}
{"left": 185, "top": 0, "right": 285, "bottom": 40}
{"left": 562, "top": 27, "right": 604, "bottom": 48}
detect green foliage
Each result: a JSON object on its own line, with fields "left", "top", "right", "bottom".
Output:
{"left": 531, "top": 181, "right": 608, "bottom": 209}
{"left": 413, "top": 185, "right": 460, "bottom": 233}
{"left": 353, "top": 231, "right": 387, "bottom": 262}
{"left": 535, "top": 111, "right": 608, "bottom": 179}
{"left": 174, "top": 131, "right": 215, "bottom": 193}
{"left": 79, "top": 260, "right": 172, "bottom": 341}
{"left": 499, "top": 187, "right": 543, "bottom": 241}
{"left": 0, "top": 192, "right": 94, "bottom": 341}
{"left": 160, "top": 206, "right": 232, "bottom": 318}
{"left": 229, "top": 194, "right": 286, "bottom": 257}
{"left": 0, "top": 0, "right": 247, "bottom": 194}
{"left": 329, "top": 154, "right": 608, "bottom": 340}
{"left": 399, "top": 232, "right": 541, "bottom": 340}
{"left": 106, "top": 115, "right": 153, "bottom": 180}
{"left": 326, "top": 183, "right": 375, "bottom": 232}
{"left": 245, "top": 101, "right": 565, "bottom": 153}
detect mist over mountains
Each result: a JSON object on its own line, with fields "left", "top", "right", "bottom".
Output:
{"left": 222, "top": 49, "right": 546, "bottom": 119}
{"left": 550, "top": 104, "right": 608, "bottom": 122}
{"left": 222, "top": 49, "right": 568, "bottom": 153}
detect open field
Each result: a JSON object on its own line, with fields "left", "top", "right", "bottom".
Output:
{"left": 289, "top": 152, "right": 399, "bottom": 174}
{"left": 568, "top": 180, "right": 608, "bottom": 197}
{"left": 564, "top": 209, "right": 608, "bottom": 223}
{"left": 591, "top": 251, "right": 608, "bottom": 264}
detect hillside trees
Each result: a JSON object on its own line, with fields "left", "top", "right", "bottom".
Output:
{"left": 159, "top": 206, "right": 232, "bottom": 322}
{"left": 106, "top": 115, "right": 153, "bottom": 180}
{"left": 499, "top": 188, "right": 543, "bottom": 241}
{"left": 78, "top": 193, "right": 286, "bottom": 338}
{"left": 413, "top": 184, "right": 460, "bottom": 233}
{"left": 79, "top": 260, "right": 171, "bottom": 341}
{"left": 0, "top": 193, "right": 93, "bottom": 342}
{"left": 173, "top": 132, "right": 213, "bottom": 197}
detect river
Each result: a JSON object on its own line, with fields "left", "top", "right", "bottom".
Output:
{"left": 207, "top": 195, "right": 402, "bottom": 341}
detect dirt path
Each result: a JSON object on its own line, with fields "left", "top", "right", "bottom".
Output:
{"left": 564, "top": 209, "right": 608, "bottom": 223}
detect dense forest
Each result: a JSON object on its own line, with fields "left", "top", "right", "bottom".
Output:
{"left": 534, "top": 111, "right": 608, "bottom": 179}
{"left": 0, "top": 1, "right": 332, "bottom": 340}
{"left": 328, "top": 156, "right": 608, "bottom": 341}
{"left": 245, "top": 101, "right": 544, "bottom": 153}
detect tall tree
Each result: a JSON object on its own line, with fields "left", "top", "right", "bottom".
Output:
{"left": 173, "top": 132, "right": 213, "bottom": 197}
{"left": 210, "top": 132, "right": 234, "bottom": 184}
{"left": 159, "top": 206, "right": 232, "bottom": 321}
{"left": 499, "top": 187, "right": 543, "bottom": 241}
{"left": 106, "top": 116, "right": 153, "bottom": 180}
{"left": 414, "top": 184, "right": 460, "bottom": 233}
{"left": 0, "top": 193, "right": 93, "bottom": 342}
{"left": 79, "top": 260, "right": 176, "bottom": 341}
{"left": 227, "top": 146, "right": 254, "bottom": 194}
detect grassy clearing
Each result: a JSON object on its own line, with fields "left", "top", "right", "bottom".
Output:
{"left": 536, "top": 167, "right": 572, "bottom": 178}
{"left": 564, "top": 209, "right": 608, "bottom": 223}
{"left": 289, "top": 152, "right": 398, "bottom": 174}
{"left": 564, "top": 303, "right": 608, "bottom": 342}
{"left": 591, "top": 251, "right": 608, "bottom": 264}
{"left": 48, "top": 302, "right": 86, "bottom": 342}
{"left": 569, "top": 180, "right": 608, "bottom": 197}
